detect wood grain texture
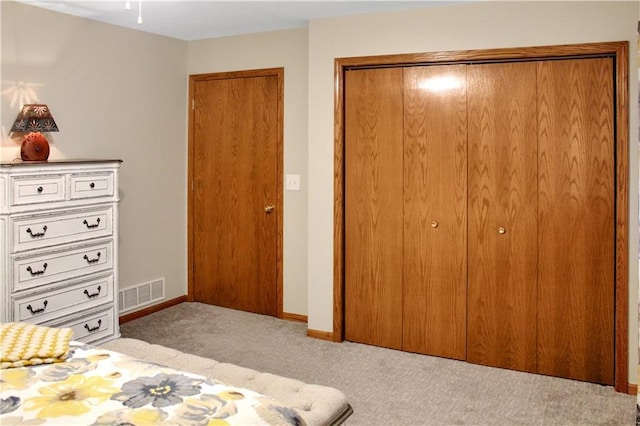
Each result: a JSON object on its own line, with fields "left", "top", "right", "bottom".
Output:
{"left": 306, "top": 329, "right": 334, "bottom": 341}
{"left": 119, "top": 296, "right": 188, "bottom": 324}
{"left": 334, "top": 42, "right": 628, "bottom": 390}
{"left": 402, "top": 65, "right": 467, "bottom": 360}
{"left": 344, "top": 68, "right": 404, "bottom": 350}
{"left": 333, "top": 59, "right": 346, "bottom": 342}
{"left": 337, "top": 41, "right": 629, "bottom": 69}
{"left": 612, "top": 42, "right": 629, "bottom": 393}
{"left": 467, "top": 62, "right": 538, "bottom": 372}
{"left": 188, "top": 77, "right": 196, "bottom": 302}
{"left": 193, "top": 74, "right": 279, "bottom": 316}
{"left": 282, "top": 312, "right": 308, "bottom": 323}
{"left": 536, "top": 58, "right": 615, "bottom": 385}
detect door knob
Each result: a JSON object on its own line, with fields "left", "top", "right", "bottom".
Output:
{"left": 431, "top": 221, "right": 439, "bottom": 228}
{"left": 498, "top": 227, "right": 506, "bottom": 234}
{"left": 264, "top": 204, "right": 275, "bottom": 213}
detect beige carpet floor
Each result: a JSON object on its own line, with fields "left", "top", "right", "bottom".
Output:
{"left": 120, "top": 302, "right": 635, "bottom": 425}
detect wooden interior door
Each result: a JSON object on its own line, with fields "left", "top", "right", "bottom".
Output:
{"left": 402, "top": 65, "right": 468, "bottom": 360}
{"left": 192, "top": 73, "right": 278, "bottom": 316}
{"left": 467, "top": 62, "right": 538, "bottom": 372}
{"left": 344, "top": 68, "right": 404, "bottom": 349}
{"left": 536, "top": 58, "right": 615, "bottom": 384}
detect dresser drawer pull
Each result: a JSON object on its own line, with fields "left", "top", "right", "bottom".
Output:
{"left": 26, "top": 300, "right": 48, "bottom": 315}
{"left": 37, "top": 186, "right": 43, "bottom": 193}
{"left": 84, "top": 319, "right": 102, "bottom": 332}
{"left": 26, "top": 225, "right": 48, "bottom": 238}
{"left": 26, "top": 263, "right": 48, "bottom": 276}
{"left": 83, "top": 285, "right": 102, "bottom": 298}
{"left": 83, "top": 252, "right": 101, "bottom": 264}
{"left": 82, "top": 218, "right": 101, "bottom": 229}
{"left": 89, "top": 182, "right": 95, "bottom": 189}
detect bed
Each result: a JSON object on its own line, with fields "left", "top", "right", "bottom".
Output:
{"left": 1, "top": 324, "right": 352, "bottom": 425}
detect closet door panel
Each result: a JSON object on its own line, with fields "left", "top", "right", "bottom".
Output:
{"left": 536, "top": 58, "right": 615, "bottom": 385}
{"left": 467, "top": 62, "right": 538, "bottom": 372}
{"left": 402, "top": 65, "right": 468, "bottom": 360}
{"left": 345, "top": 68, "right": 404, "bottom": 349}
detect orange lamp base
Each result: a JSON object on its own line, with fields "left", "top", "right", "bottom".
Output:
{"left": 21, "top": 132, "right": 50, "bottom": 161}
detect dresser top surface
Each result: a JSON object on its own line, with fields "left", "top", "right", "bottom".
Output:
{"left": 1, "top": 159, "right": 122, "bottom": 168}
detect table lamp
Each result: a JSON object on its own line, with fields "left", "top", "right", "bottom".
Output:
{"left": 11, "top": 104, "right": 59, "bottom": 161}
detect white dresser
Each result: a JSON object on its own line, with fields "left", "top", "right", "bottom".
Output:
{"left": 0, "top": 160, "right": 121, "bottom": 344}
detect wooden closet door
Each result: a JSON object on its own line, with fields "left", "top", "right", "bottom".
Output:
{"left": 467, "top": 62, "right": 538, "bottom": 372}
{"left": 402, "top": 65, "right": 467, "bottom": 360}
{"left": 536, "top": 58, "right": 615, "bottom": 385}
{"left": 345, "top": 68, "right": 404, "bottom": 349}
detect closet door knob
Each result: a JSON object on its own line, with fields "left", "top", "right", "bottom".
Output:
{"left": 431, "top": 221, "right": 439, "bottom": 228}
{"left": 264, "top": 205, "right": 275, "bottom": 213}
{"left": 498, "top": 227, "right": 506, "bottom": 234}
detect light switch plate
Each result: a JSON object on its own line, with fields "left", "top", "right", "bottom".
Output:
{"left": 285, "top": 174, "right": 300, "bottom": 190}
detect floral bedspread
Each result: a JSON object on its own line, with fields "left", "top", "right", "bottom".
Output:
{"left": 0, "top": 341, "right": 304, "bottom": 425}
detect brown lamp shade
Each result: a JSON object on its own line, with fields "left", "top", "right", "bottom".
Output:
{"left": 11, "top": 104, "right": 59, "bottom": 162}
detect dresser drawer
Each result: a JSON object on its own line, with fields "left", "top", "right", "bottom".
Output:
{"left": 13, "top": 274, "right": 114, "bottom": 324}
{"left": 12, "top": 240, "right": 113, "bottom": 292}
{"left": 48, "top": 307, "right": 115, "bottom": 344}
{"left": 11, "top": 174, "right": 65, "bottom": 206}
{"left": 70, "top": 172, "right": 114, "bottom": 199}
{"left": 12, "top": 206, "right": 113, "bottom": 252}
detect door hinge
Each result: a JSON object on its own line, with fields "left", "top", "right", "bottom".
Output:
{"left": 192, "top": 99, "right": 195, "bottom": 110}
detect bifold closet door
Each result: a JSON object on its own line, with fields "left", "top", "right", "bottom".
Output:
{"left": 344, "top": 68, "right": 404, "bottom": 350}
{"left": 536, "top": 58, "right": 614, "bottom": 385}
{"left": 467, "top": 62, "right": 538, "bottom": 372}
{"left": 402, "top": 65, "right": 468, "bottom": 360}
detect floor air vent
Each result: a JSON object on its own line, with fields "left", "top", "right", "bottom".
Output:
{"left": 118, "top": 278, "right": 165, "bottom": 313}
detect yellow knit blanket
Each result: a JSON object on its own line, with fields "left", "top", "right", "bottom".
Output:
{"left": 0, "top": 322, "right": 73, "bottom": 369}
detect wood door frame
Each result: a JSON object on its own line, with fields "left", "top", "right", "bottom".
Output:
{"left": 333, "top": 42, "right": 629, "bottom": 392}
{"left": 188, "top": 67, "right": 285, "bottom": 319}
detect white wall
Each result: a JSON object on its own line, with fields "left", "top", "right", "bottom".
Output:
{"left": 1, "top": 2, "right": 189, "bottom": 302}
{"left": 188, "top": 29, "right": 309, "bottom": 315}
{"left": 307, "top": 1, "right": 639, "bottom": 381}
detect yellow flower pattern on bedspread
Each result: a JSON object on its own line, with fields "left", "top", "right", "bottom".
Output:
{"left": 0, "top": 342, "right": 305, "bottom": 425}
{"left": 23, "top": 375, "right": 119, "bottom": 418}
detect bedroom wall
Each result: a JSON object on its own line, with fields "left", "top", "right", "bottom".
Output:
{"left": 187, "top": 28, "right": 309, "bottom": 316}
{"left": 306, "top": 1, "right": 640, "bottom": 382}
{"left": 1, "top": 2, "right": 189, "bottom": 304}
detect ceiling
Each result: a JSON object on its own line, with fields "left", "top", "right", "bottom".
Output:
{"left": 15, "top": 1, "right": 459, "bottom": 41}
